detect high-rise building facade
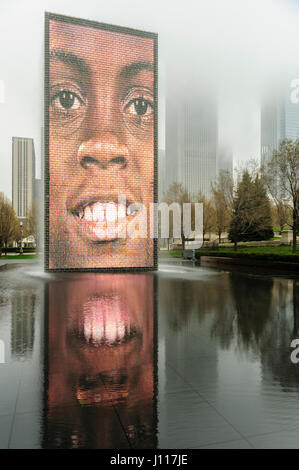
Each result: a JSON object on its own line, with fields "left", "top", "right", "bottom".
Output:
{"left": 12, "top": 137, "right": 36, "bottom": 222}
{"left": 158, "top": 148, "right": 166, "bottom": 201}
{"left": 261, "top": 93, "right": 299, "bottom": 166}
{"left": 218, "top": 145, "right": 233, "bottom": 175}
{"left": 165, "top": 94, "right": 218, "bottom": 198}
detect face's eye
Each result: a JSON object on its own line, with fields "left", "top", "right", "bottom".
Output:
{"left": 122, "top": 87, "right": 154, "bottom": 119}
{"left": 125, "top": 98, "right": 153, "bottom": 116}
{"left": 51, "top": 90, "right": 83, "bottom": 111}
{"left": 50, "top": 84, "right": 87, "bottom": 135}
{"left": 122, "top": 88, "right": 154, "bottom": 137}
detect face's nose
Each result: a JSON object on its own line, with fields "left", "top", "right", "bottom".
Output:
{"left": 77, "top": 133, "right": 129, "bottom": 170}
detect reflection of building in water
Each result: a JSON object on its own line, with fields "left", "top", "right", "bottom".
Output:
{"left": 11, "top": 292, "right": 35, "bottom": 359}
{"left": 260, "top": 279, "right": 299, "bottom": 392}
{"left": 261, "top": 87, "right": 299, "bottom": 166}
{"left": 294, "top": 280, "right": 299, "bottom": 337}
{"left": 165, "top": 93, "right": 218, "bottom": 198}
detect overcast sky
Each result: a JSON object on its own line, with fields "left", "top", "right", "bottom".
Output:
{"left": 1, "top": 0, "right": 299, "bottom": 199}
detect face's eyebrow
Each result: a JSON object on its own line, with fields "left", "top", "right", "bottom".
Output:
{"left": 120, "top": 61, "right": 154, "bottom": 79}
{"left": 50, "top": 50, "right": 91, "bottom": 75}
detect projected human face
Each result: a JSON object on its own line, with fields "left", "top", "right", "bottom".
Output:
{"left": 48, "top": 19, "right": 155, "bottom": 269}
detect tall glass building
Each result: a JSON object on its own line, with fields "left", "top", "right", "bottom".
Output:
{"left": 261, "top": 93, "right": 299, "bottom": 165}
{"left": 165, "top": 95, "right": 218, "bottom": 198}
{"left": 12, "top": 136, "right": 36, "bottom": 222}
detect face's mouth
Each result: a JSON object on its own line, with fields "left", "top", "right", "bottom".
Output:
{"left": 80, "top": 294, "right": 139, "bottom": 346}
{"left": 68, "top": 195, "right": 143, "bottom": 243}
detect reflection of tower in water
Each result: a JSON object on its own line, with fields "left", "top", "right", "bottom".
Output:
{"left": 260, "top": 279, "right": 299, "bottom": 394}
{"left": 11, "top": 291, "right": 35, "bottom": 359}
{"left": 293, "top": 280, "right": 299, "bottom": 337}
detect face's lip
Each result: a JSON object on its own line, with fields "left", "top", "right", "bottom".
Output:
{"left": 66, "top": 190, "right": 144, "bottom": 245}
{"left": 67, "top": 191, "right": 140, "bottom": 214}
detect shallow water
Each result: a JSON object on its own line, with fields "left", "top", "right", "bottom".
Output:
{"left": 0, "top": 261, "right": 298, "bottom": 448}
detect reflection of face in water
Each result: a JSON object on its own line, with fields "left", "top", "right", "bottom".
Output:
{"left": 45, "top": 274, "right": 155, "bottom": 449}
{"left": 48, "top": 19, "right": 155, "bottom": 269}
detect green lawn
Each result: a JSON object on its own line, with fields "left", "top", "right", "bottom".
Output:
{"left": 0, "top": 254, "right": 37, "bottom": 260}
{"left": 197, "top": 245, "right": 299, "bottom": 262}
{"left": 159, "top": 245, "right": 299, "bottom": 262}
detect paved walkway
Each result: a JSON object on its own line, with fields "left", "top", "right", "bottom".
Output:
{"left": 0, "top": 259, "right": 38, "bottom": 269}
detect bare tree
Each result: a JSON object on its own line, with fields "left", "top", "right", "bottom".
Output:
{"left": 263, "top": 139, "right": 299, "bottom": 253}
{"left": 271, "top": 200, "right": 292, "bottom": 232}
{"left": 211, "top": 170, "right": 234, "bottom": 243}
{"left": 0, "top": 194, "right": 20, "bottom": 255}
{"left": 196, "top": 193, "right": 215, "bottom": 243}
{"left": 163, "top": 182, "right": 191, "bottom": 250}
{"left": 24, "top": 201, "right": 39, "bottom": 249}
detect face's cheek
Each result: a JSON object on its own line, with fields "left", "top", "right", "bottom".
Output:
{"left": 126, "top": 123, "right": 154, "bottom": 204}
{"left": 130, "top": 134, "right": 154, "bottom": 205}
{"left": 49, "top": 131, "right": 84, "bottom": 267}
{"left": 49, "top": 129, "right": 79, "bottom": 227}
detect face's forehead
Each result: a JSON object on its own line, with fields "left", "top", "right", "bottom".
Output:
{"left": 49, "top": 20, "right": 154, "bottom": 69}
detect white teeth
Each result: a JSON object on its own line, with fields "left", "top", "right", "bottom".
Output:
{"left": 106, "top": 203, "right": 117, "bottom": 222}
{"left": 84, "top": 206, "right": 93, "bottom": 221}
{"left": 118, "top": 204, "right": 126, "bottom": 219}
{"left": 92, "top": 202, "right": 104, "bottom": 222}
{"left": 117, "top": 322, "right": 125, "bottom": 339}
{"left": 78, "top": 201, "right": 140, "bottom": 221}
{"left": 82, "top": 297, "right": 130, "bottom": 345}
{"left": 105, "top": 321, "right": 118, "bottom": 344}
{"left": 93, "top": 321, "right": 104, "bottom": 344}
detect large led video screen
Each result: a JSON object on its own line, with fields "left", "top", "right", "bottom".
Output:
{"left": 45, "top": 13, "right": 157, "bottom": 271}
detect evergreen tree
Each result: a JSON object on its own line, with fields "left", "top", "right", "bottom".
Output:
{"left": 229, "top": 170, "right": 274, "bottom": 250}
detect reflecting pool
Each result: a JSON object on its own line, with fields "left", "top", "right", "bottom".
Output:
{"left": 0, "top": 260, "right": 298, "bottom": 448}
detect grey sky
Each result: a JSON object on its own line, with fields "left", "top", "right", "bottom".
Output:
{"left": 1, "top": 0, "right": 299, "bottom": 199}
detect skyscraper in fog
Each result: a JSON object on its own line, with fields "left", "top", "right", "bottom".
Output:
{"left": 165, "top": 95, "right": 218, "bottom": 198}
{"left": 218, "top": 145, "right": 233, "bottom": 175}
{"left": 261, "top": 93, "right": 299, "bottom": 165}
{"left": 158, "top": 148, "right": 166, "bottom": 201}
{"left": 12, "top": 137, "right": 36, "bottom": 222}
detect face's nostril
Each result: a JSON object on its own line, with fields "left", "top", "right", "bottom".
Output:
{"left": 80, "top": 155, "right": 127, "bottom": 170}
{"left": 77, "top": 136, "right": 129, "bottom": 170}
